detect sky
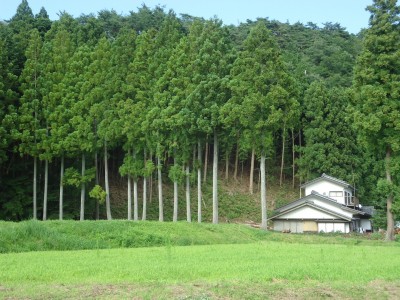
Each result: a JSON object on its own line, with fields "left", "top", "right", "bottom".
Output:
{"left": 2, "top": 0, "right": 373, "bottom": 34}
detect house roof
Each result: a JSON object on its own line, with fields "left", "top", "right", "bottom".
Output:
{"left": 300, "top": 173, "right": 354, "bottom": 190}
{"left": 273, "top": 191, "right": 366, "bottom": 217}
{"left": 268, "top": 201, "right": 353, "bottom": 221}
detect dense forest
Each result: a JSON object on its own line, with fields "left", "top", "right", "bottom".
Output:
{"left": 0, "top": 0, "right": 399, "bottom": 240}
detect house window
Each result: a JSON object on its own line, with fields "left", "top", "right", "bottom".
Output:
{"left": 329, "top": 191, "right": 343, "bottom": 199}
{"left": 345, "top": 191, "right": 353, "bottom": 205}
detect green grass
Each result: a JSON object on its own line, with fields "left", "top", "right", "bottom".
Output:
{"left": 1, "top": 241, "right": 400, "bottom": 299}
{"left": 0, "top": 220, "right": 398, "bottom": 253}
{"left": 1, "top": 221, "right": 399, "bottom": 298}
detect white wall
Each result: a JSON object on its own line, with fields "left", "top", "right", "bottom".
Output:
{"left": 305, "top": 180, "right": 352, "bottom": 205}
{"left": 312, "top": 197, "right": 353, "bottom": 219}
{"left": 279, "top": 206, "right": 338, "bottom": 219}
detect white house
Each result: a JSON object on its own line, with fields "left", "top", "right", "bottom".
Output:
{"left": 269, "top": 174, "right": 373, "bottom": 233}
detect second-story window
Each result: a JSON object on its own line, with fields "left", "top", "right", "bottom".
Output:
{"left": 329, "top": 191, "right": 343, "bottom": 200}
{"left": 345, "top": 191, "right": 353, "bottom": 205}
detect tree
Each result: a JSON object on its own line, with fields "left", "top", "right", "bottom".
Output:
{"left": 299, "top": 82, "right": 362, "bottom": 185}
{"left": 352, "top": 0, "right": 400, "bottom": 241}
{"left": 39, "top": 28, "right": 74, "bottom": 220}
{"left": 34, "top": 7, "right": 52, "bottom": 37}
{"left": 18, "top": 29, "right": 43, "bottom": 219}
{"left": 229, "top": 21, "right": 299, "bottom": 229}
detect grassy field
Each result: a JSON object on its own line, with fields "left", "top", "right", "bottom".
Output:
{"left": 1, "top": 221, "right": 399, "bottom": 299}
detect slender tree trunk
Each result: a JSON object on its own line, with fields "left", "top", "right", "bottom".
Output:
{"left": 280, "top": 124, "right": 286, "bottom": 187}
{"left": 299, "top": 129, "right": 302, "bottom": 198}
{"left": 142, "top": 149, "right": 147, "bottom": 221}
{"left": 133, "top": 150, "right": 138, "bottom": 221}
{"left": 186, "top": 164, "right": 191, "bottom": 222}
{"left": 150, "top": 152, "right": 153, "bottom": 203}
{"left": 173, "top": 156, "right": 178, "bottom": 222}
{"left": 225, "top": 150, "right": 229, "bottom": 180}
{"left": 234, "top": 142, "right": 239, "bottom": 181}
{"left": 292, "top": 128, "right": 295, "bottom": 189}
{"left": 43, "top": 158, "right": 48, "bottom": 221}
{"left": 127, "top": 149, "right": 132, "bottom": 220}
{"left": 260, "top": 152, "right": 267, "bottom": 230}
{"left": 33, "top": 156, "right": 37, "bottom": 220}
{"left": 249, "top": 147, "right": 255, "bottom": 194}
{"left": 197, "top": 140, "right": 202, "bottom": 223}
{"left": 385, "top": 147, "right": 395, "bottom": 241}
{"left": 80, "top": 153, "right": 86, "bottom": 221}
{"left": 127, "top": 176, "right": 132, "bottom": 221}
{"left": 203, "top": 141, "right": 208, "bottom": 183}
{"left": 104, "top": 141, "right": 112, "bottom": 220}
{"left": 142, "top": 176, "right": 147, "bottom": 221}
{"left": 95, "top": 151, "right": 99, "bottom": 220}
{"left": 133, "top": 178, "right": 138, "bottom": 221}
{"left": 157, "top": 154, "right": 164, "bottom": 221}
{"left": 212, "top": 129, "right": 218, "bottom": 224}
{"left": 59, "top": 154, "right": 64, "bottom": 220}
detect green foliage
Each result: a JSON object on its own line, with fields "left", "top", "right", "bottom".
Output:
{"left": 168, "top": 163, "right": 185, "bottom": 183}
{"left": 63, "top": 167, "right": 95, "bottom": 187}
{"left": 119, "top": 153, "right": 144, "bottom": 177}
{"left": 89, "top": 185, "right": 107, "bottom": 204}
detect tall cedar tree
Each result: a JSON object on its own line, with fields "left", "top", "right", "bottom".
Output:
{"left": 18, "top": 29, "right": 43, "bottom": 219}
{"left": 229, "top": 21, "right": 299, "bottom": 229}
{"left": 300, "top": 82, "right": 363, "bottom": 185}
{"left": 353, "top": 0, "right": 400, "bottom": 241}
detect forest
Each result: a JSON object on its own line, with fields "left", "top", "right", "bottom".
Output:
{"left": 0, "top": 0, "right": 399, "bottom": 240}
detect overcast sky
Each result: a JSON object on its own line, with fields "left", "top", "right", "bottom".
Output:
{"left": 2, "top": 0, "right": 372, "bottom": 34}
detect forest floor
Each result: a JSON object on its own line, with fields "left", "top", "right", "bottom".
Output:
{"left": 0, "top": 221, "right": 399, "bottom": 299}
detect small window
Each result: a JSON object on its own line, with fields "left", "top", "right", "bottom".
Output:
{"left": 329, "top": 191, "right": 343, "bottom": 198}
{"left": 345, "top": 191, "right": 353, "bottom": 205}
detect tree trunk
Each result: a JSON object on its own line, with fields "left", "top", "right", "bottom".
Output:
{"left": 249, "top": 147, "right": 255, "bottom": 194}
{"left": 299, "top": 129, "right": 302, "bottom": 198}
{"left": 203, "top": 141, "right": 208, "bottom": 183}
{"left": 142, "top": 176, "right": 147, "bottom": 221}
{"left": 142, "top": 149, "right": 147, "bottom": 221}
{"left": 59, "top": 154, "right": 64, "bottom": 220}
{"left": 260, "top": 152, "right": 267, "bottom": 230}
{"left": 150, "top": 152, "right": 153, "bottom": 203}
{"left": 158, "top": 155, "right": 164, "bottom": 221}
{"left": 385, "top": 147, "right": 395, "bottom": 241}
{"left": 234, "top": 142, "right": 239, "bottom": 181}
{"left": 104, "top": 141, "right": 112, "bottom": 220}
{"left": 225, "top": 150, "right": 229, "bottom": 180}
{"left": 43, "top": 158, "right": 48, "bottom": 221}
{"left": 80, "top": 153, "right": 86, "bottom": 221}
{"left": 173, "top": 156, "right": 178, "bottom": 222}
{"left": 292, "top": 128, "right": 295, "bottom": 189}
{"left": 133, "top": 178, "right": 138, "bottom": 221}
{"left": 127, "top": 176, "right": 132, "bottom": 221}
{"left": 127, "top": 149, "right": 132, "bottom": 220}
{"left": 133, "top": 150, "right": 138, "bottom": 221}
{"left": 212, "top": 129, "right": 218, "bottom": 224}
{"left": 186, "top": 164, "right": 191, "bottom": 222}
{"left": 33, "top": 156, "right": 37, "bottom": 220}
{"left": 197, "top": 140, "right": 202, "bottom": 223}
{"left": 95, "top": 151, "right": 99, "bottom": 220}
{"left": 280, "top": 124, "right": 286, "bottom": 187}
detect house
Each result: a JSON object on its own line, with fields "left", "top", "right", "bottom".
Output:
{"left": 269, "top": 173, "right": 373, "bottom": 233}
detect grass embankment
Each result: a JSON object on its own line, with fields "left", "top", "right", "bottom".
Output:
{"left": 0, "top": 220, "right": 397, "bottom": 253}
